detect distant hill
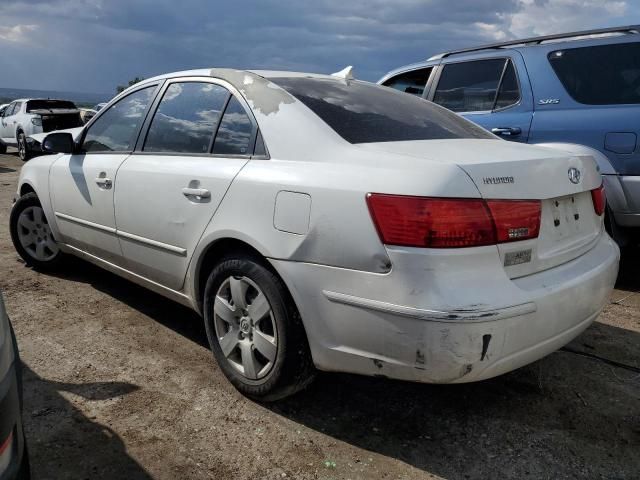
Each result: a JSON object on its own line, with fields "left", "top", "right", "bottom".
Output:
{"left": 0, "top": 87, "right": 112, "bottom": 109}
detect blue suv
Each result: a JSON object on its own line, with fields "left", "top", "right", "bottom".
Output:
{"left": 379, "top": 25, "right": 640, "bottom": 246}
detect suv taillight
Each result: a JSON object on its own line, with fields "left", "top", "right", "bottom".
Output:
{"left": 366, "top": 194, "right": 541, "bottom": 248}
{"left": 591, "top": 184, "right": 606, "bottom": 216}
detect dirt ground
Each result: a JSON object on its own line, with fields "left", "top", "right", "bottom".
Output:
{"left": 0, "top": 151, "right": 638, "bottom": 480}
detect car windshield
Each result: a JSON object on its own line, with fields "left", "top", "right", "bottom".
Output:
{"left": 267, "top": 76, "right": 494, "bottom": 144}
{"left": 26, "top": 100, "right": 77, "bottom": 112}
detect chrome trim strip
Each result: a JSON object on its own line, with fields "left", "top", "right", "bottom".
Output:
{"left": 54, "top": 212, "right": 187, "bottom": 256}
{"left": 117, "top": 230, "right": 187, "bottom": 256}
{"left": 55, "top": 212, "right": 116, "bottom": 234}
{"left": 323, "top": 290, "right": 537, "bottom": 323}
{"left": 59, "top": 243, "right": 194, "bottom": 309}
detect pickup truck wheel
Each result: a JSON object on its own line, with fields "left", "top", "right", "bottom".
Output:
{"left": 10, "top": 193, "right": 63, "bottom": 270}
{"left": 203, "top": 255, "right": 315, "bottom": 401}
{"left": 17, "top": 132, "right": 31, "bottom": 161}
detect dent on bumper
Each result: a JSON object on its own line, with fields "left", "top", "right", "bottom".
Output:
{"left": 274, "top": 233, "right": 619, "bottom": 384}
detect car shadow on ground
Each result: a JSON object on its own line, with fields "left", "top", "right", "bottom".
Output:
{"left": 21, "top": 364, "right": 152, "bottom": 479}
{"left": 31, "top": 256, "right": 640, "bottom": 478}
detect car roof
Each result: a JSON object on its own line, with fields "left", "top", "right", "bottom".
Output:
{"left": 427, "top": 24, "right": 640, "bottom": 61}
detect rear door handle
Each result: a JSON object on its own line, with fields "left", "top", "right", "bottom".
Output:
{"left": 491, "top": 127, "right": 522, "bottom": 136}
{"left": 182, "top": 187, "right": 210, "bottom": 199}
{"left": 95, "top": 177, "right": 112, "bottom": 188}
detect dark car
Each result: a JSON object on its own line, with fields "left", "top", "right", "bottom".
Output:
{"left": 0, "top": 293, "right": 29, "bottom": 479}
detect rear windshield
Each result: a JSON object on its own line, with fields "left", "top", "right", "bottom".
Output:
{"left": 26, "top": 100, "right": 77, "bottom": 112}
{"left": 268, "top": 77, "right": 494, "bottom": 144}
{"left": 549, "top": 42, "right": 640, "bottom": 105}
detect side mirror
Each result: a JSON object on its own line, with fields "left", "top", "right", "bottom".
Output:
{"left": 42, "top": 132, "right": 75, "bottom": 154}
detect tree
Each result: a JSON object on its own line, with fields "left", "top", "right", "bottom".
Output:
{"left": 116, "top": 77, "right": 144, "bottom": 94}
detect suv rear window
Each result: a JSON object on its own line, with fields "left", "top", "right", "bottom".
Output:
{"left": 268, "top": 77, "right": 494, "bottom": 144}
{"left": 26, "top": 100, "right": 77, "bottom": 112}
{"left": 549, "top": 43, "right": 640, "bottom": 105}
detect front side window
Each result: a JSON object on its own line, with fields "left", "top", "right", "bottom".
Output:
{"left": 382, "top": 67, "right": 433, "bottom": 96}
{"left": 144, "top": 82, "right": 230, "bottom": 154}
{"left": 3, "top": 102, "right": 16, "bottom": 117}
{"left": 83, "top": 86, "right": 156, "bottom": 153}
{"left": 269, "top": 76, "right": 493, "bottom": 144}
{"left": 549, "top": 42, "right": 640, "bottom": 105}
{"left": 212, "top": 97, "right": 254, "bottom": 155}
{"left": 433, "top": 59, "right": 506, "bottom": 112}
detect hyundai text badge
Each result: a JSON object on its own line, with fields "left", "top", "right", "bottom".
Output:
{"left": 568, "top": 167, "right": 581, "bottom": 184}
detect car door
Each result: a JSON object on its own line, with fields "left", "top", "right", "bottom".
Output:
{"left": 430, "top": 56, "right": 533, "bottom": 142}
{"left": 114, "top": 78, "right": 255, "bottom": 290}
{"left": 0, "top": 102, "right": 17, "bottom": 143}
{"left": 49, "top": 84, "right": 159, "bottom": 264}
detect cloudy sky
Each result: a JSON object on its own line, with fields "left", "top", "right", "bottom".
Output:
{"left": 0, "top": 0, "right": 638, "bottom": 95}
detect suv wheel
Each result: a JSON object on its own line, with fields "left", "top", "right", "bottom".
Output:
{"left": 17, "top": 132, "right": 31, "bottom": 162}
{"left": 10, "top": 193, "right": 63, "bottom": 269}
{"left": 203, "top": 255, "right": 315, "bottom": 401}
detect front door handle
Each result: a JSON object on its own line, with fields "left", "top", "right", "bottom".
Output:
{"left": 182, "top": 187, "right": 210, "bottom": 199}
{"left": 95, "top": 177, "right": 113, "bottom": 188}
{"left": 491, "top": 127, "right": 522, "bottom": 136}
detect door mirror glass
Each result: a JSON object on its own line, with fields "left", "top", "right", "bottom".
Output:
{"left": 42, "top": 132, "right": 75, "bottom": 154}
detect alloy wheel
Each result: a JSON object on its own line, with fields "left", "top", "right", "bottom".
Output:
{"left": 16, "top": 206, "right": 59, "bottom": 262}
{"left": 213, "top": 276, "right": 278, "bottom": 380}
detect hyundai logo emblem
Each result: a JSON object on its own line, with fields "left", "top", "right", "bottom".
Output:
{"left": 568, "top": 167, "right": 581, "bottom": 184}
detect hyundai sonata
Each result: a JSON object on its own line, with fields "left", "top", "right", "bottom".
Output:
{"left": 10, "top": 68, "right": 619, "bottom": 400}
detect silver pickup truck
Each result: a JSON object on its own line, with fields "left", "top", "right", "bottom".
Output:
{"left": 0, "top": 99, "right": 83, "bottom": 161}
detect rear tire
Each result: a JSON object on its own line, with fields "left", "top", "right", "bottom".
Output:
{"left": 203, "top": 254, "right": 315, "bottom": 401}
{"left": 10, "top": 193, "right": 64, "bottom": 270}
{"left": 17, "top": 132, "right": 31, "bottom": 162}
{"left": 0, "top": 143, "right": 6, "bottom": 154}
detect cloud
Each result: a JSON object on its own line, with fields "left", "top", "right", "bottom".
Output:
{"left": 0, "top": 24, "right": 37, "bottom": 43}
{"left": 0, "top": 0, "right": 637, "bottom": 94}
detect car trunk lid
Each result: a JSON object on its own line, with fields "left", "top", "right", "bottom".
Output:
{"left": 359, "top": 139, "right": 604, "bottom": 278}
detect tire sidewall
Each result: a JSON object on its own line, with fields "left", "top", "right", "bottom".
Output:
{"left": 10, "top": 193, "right": 62, "bottom": 269}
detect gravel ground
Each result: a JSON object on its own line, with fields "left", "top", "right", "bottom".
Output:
{"left": 0, "top": 151, "right": 638, "bottom": 480}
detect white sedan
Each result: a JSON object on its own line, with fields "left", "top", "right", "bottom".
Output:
{"left": 10, "top": 68, "right": 619, "bottom": 400}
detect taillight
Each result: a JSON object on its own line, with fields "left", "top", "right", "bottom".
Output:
{"left": 591, "top": 184, "right": 606, "bottom": 216}
{"left": 367, "top": 194, "right": 541, "bottom": 248}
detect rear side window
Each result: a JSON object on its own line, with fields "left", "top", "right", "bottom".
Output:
{"left": 494, "top": 61, "right": 520, "bottom": 109}
{"left": 382, "top": 67, "right": 433, "bottom": 96}
{"left": 3, "top": 102, "right": 16, "bottom": 116}
{"left": 212, "top": 97, "right": 254, "bottom": 155}
{"left": 434, "top": 59, "right": 507, "bottom": 112}
{"left": 269, "top": 77, "right": 493, "bottom": 144}
{"left": 549, "top": 43, "right": 640, "bottom": 105}
{"left": 26, "top": 100, "right": 76, "bottom": 112}
{"left": 83, "top": 86, "right": 156, "bottom": 152}
{"left": 144, "top": 82, "right": 230, "bottom": 154}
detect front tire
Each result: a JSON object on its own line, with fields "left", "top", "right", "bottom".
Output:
{"left": 0, "top": 142, "right": 6, "bottom": 154}
{"left": 17, "top": 132, "right": 31, "bottom": 162}
{"left": 10, "top": 193, "right": 63, "bottom": 269}
{"left": 203, "top": 254, "right": 315, "bottom": 401}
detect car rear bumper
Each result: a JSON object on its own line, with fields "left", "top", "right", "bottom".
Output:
{"left": 272, "top": 232, "right": 619, "bottom": 383}
{"left": 605, "top": 174, "right": 640, "bottom": 227}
